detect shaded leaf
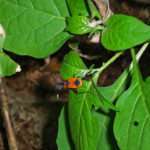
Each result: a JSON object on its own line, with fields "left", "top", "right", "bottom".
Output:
{"left": 96, "top": 112, "right": 115, "bottom": 150}
{"left": 56, "top": 107, "right": 71, "bottom": 150}
{"left": 102, "top": 14, "right": 150, "bottom": 51}
{"left": 0, "top": 0, "right": 71, "bottom": 58}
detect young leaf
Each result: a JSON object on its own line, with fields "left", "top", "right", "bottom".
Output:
{"left": 0, "top": 52, "right": 20, "bottom": 77}
{"left": 114, "top": 49, "right": 150, "bottom": 150}
{"left": 102, "top": 14, "right": 150, "bottom": 51}
{"left": 67, "top": 16, "right": 93, "bottom": 35}
{"left": 0, "top": 0, "right": 71, "bottom": 58}
{"left": 66, "top": 0, "right": 89, "bottom": 16}
{"left": 56, "top": 107, "right": 71, "bottom": 150}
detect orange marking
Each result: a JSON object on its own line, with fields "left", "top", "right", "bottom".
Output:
{"left": 63, "top": 78, "right": 82, "bottom": 89}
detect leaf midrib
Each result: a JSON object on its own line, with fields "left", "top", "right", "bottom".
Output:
{"left": 78, "top": 81, "right": 93, "bottom": 149}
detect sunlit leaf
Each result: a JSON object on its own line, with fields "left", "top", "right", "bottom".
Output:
{"left": 102, "top": 14, "right": 150, "bottom": 51}
{"left": 66, "top": 0, "right": 89, "bottom": 16}
{"left": 0, "top": 0, "right": 71, "bottom": 58}
{"left": 114, "top": 49, "right": 150, "bottom": 150}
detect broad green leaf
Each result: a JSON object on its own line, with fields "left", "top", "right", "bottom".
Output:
{"left": 0, "top": 52, "right": 19, "bottom": 77}
{"left": 67, "top": 16, "right": 93, "bottom": 35}
{"left": 60, "top": 51, "right": 87, "bottom": 79}
{"left": 101, "top": 14, "right": 150, "bottom": 51}
{"left": 69, "top": 78, "right": 122, "bottom": 150}
{"left": 68, "top": 82, "right": 101, "bottom": 150}
{"left": 66, "top": 0, "right": 89, "bottom": 16}
{"left": 0, "top": 0, "right": 71, "bottom": 58}
{"left": 114, "top": 49, "right": 150, "bottom": 150}
{"left": 56, "top": 107, "right": 71, "bottom": 150}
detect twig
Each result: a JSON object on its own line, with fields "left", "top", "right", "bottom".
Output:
{"left": 94, "top": 52, "right": 124, "bottom": 82}
{"left": 69, "top": 43, "right": 101, "bottom": 60}
{"left": 129, "top": 42, "right": 149, "bottom": 70}
{"left": 0, "top": 78, "right": 18, "bottom": 150}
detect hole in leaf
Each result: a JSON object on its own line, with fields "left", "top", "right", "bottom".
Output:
{"left": 133, "top": 121, "right": 139, "bottom": 126}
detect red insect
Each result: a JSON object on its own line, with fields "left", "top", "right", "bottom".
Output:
{"left": 63, "top": 78, "right": 83, "bottom": 89}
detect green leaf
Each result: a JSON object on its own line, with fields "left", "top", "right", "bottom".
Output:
{"left": 0, "top": 0, "right": 71, "bottom": 58}
{"left": 67, "top": 16, "right": 93, "bottom": 35}
{"left": 114, "top": 49, "right": 150, "bottom": 150}
{"left": 56, "top": 107, "right": 71, "bottom": 150}
{"left": 66, "top": 0, "right": 89, "bottom": 16}
{"left": 87, "top": 0, "right": 101, "bottom": 19}
{"left": 100, "top": 70, "right": 129, "bottom": 101}
{"left": 96, "top": 112, "right": 115, "bottom": 150}
{"left": 61, "top": 51, "right": 120, "bottom": 149}
{"left": 68, "top": 83, "right": 101, "bottom": 150}
{"left": 102, "top": 14, "right": 150, "bottom": 51}
{"left": 60, "top": 51, "right": 87, "bottom": 79}
{"left": 0, "top": 52, "right": 20, "bottom": 77}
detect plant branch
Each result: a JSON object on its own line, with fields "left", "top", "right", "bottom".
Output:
{"left": 0, "top": 79, "right": 18, "bottom": 150}
{"left": 94, "top": 52, "right": 123, "bottom": 81}
{"left": 129, "top": 42, "right": 149, "bottom": 70}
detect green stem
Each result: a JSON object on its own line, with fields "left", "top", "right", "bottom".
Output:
{"left": 129, "top": 42, "right": 149, "bottom": 70}
{"left": 94, "top": 52, "right": 123, "bottom": 82}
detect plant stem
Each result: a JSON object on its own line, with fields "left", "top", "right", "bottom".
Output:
{"left": 94, "top": 52, "right": 123, "bottom": 82}
{"left": 129, "top": 42, "right": 149, "bottom": 70}
{"left": 0, "top": 79, "right": 18, "bottom": 150}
